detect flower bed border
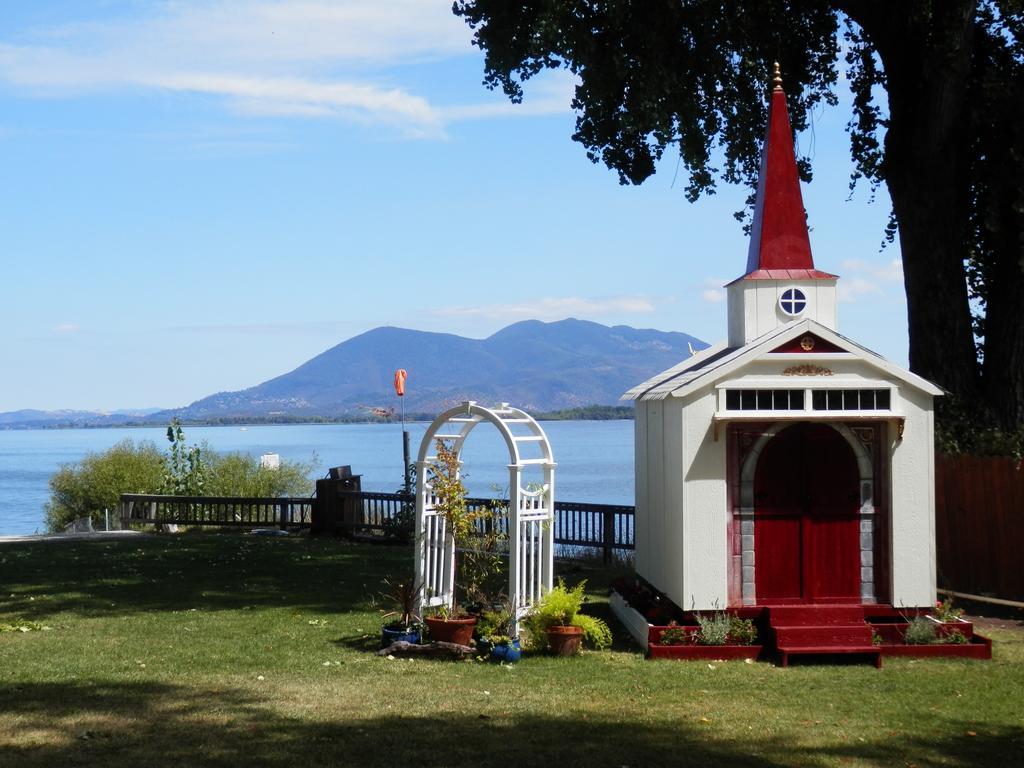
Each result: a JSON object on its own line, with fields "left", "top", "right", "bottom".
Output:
{"left": 611, "top": 589, "right": 992, "bottom": 662}
{"left": 879, "top": 634, "right": 992, "bottom": 659}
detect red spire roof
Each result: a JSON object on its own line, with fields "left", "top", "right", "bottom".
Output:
{"left": 741, "top": 66, "right": 835, "bottom": 281}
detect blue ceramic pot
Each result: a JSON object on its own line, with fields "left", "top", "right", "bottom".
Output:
{"left": 381, "top": 624, "right": 420, "bottom": 649}
{"left": 489, "top": 638, "right": 522, "bottom": 663}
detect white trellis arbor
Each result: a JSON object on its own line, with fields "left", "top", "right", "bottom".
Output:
{"left": 414, "top": 401, "right": 555, "bottom": 620}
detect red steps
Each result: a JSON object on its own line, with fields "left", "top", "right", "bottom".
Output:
{"left": 768, "top": 605, "right": 881, "bottom": 668}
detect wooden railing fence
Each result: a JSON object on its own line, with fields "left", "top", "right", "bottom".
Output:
{"left": 119, "top": 491, "right": 636, "bottom": 562}
{"left": 936, "top": 454, "right": 1024, "bottom": 602}
{"left": 119, "top": 495, "right": 315, "bottom": 529}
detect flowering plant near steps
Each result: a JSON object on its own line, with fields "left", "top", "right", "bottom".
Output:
{"left": 659, "top": 626, "right": 692, "bottom": 646}
{"left": 932, "top": 598, "right": 964, "bottom": 623}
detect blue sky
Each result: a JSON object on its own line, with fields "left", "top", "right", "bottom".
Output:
{"left": 0, "top": 1, "right": 906, "bottom": 412}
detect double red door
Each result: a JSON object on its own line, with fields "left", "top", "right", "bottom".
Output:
{"left": 753, "top": 423, "right": 861, "bottom": 604}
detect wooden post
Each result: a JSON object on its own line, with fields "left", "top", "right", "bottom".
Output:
{"left": 603, "top": 508, "right": 615, "bottom": 565}
{"left": 279, "top": 500, "right": 291, "bottom": 531}
{"left": 403, "top": 429, "right": 411, "bottom": 495}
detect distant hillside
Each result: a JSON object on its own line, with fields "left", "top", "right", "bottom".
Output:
{"left": 168, "top": 318, "right": 706, "bottom": 419}
{"left": 0, "top": 319, "right": 707, "bottom": 427}
{"left": 0, "top": 408, "right": 162, "bottom": 429}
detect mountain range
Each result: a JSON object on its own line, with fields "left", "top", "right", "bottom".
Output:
{"left": 0, "top": 319, "right": 706, "bottom": 428}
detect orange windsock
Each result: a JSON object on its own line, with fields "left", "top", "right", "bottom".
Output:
{"left": 393, "top": 369, "right": 408, "bottom": 397}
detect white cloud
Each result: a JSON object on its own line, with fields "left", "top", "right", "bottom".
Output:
{"left": 432, "top": 295, "right": 659, "bottom": 321}
{"left": 838, "top": 258, "right": 903, "bottom": 303}
{"left": 52, "top": 323, "right": 79, "bottom": 333}
{"left": 841, "top": 258, "right": 903, "bottom": 282}
{"left": 838, "top": 277, "right": 884, "bottom": 303}
{"left": 441, "top": 71, "right": 577, "bottom": 121}
{"left": 700, "top": 277, "right": 728, "bottom": 304}
{"left": 149, "top": 72, "right": 441, "bottom": 134}
{"left": 0, "top": 2, "right": 569, "bottom": 137}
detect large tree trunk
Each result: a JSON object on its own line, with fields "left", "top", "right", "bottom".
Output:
{"left": 980, "top": 167, "right": 1024, "bottom": 429}
{"left": 849, "top": 1, "right": 981, "bottom": 400}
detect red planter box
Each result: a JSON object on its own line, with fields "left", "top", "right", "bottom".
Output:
{"left": 870, "top": 622, "right": 909, "bottom": 644}
{"left": 649, "top": 644, "right": 763, "bottom": 661}
{"left": 879, "top": 634, "right": 992, "bottom": 659}
{"left": 869, "top": 619, "right": 975, "bottom": 644}
{"left": 929, "top": 617, "right": 974, "bottom": 640}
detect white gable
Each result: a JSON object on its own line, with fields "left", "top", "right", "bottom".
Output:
{"left": 623, "top": 319, "right": 943, "bottom": 402}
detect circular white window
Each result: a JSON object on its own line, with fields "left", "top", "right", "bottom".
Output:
{"left": 779, "top": 287, "right": 807, "bottom": 317}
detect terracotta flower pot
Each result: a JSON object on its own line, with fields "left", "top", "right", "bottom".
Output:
{"left": 424, "top": 616, "right": 477, "bottom": 646}
{"left": 546, "top": 624, "right": 583, "bottom": 656}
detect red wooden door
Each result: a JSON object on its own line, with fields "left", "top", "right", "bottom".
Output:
{"left": 754, "top": 424, "right": 861, "bottom": 604}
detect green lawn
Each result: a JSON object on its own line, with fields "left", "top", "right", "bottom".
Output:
{"left": 1, "top": 534, "right": 1021, "bottom": 767}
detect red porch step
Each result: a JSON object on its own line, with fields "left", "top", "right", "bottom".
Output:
{"left": 768, "top": 605, "right": 865, "bottom": 625}
{"left": 774, "top": 625, "right": 874, "bottom": 647}
{"left": 768, "top": 605, "right": 881, "bottom": 668}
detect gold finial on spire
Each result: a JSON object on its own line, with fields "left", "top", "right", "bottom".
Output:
{"left": 772, "top": 61, "right": 783, "bottom": 91}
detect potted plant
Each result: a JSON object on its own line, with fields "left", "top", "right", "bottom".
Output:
{"left": 379, "top": 577, "right": 422, "bottom": 649}
{"left": 422, "top": 440, "right": 486, "bottom": 646}
{"left": 474, "top": 602, "right": 522, "bottom": 663}
{"left": 523, "top": 579, "right": 612, "bottom": 656}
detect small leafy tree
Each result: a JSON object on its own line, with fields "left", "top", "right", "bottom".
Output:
{"left": 428, "top": 439, "right": 492, "bottom": 615}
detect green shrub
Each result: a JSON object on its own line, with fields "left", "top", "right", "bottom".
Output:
{"left": 205, "top": 452, "right": 315, "bottom": 497}
{"left": 45, "top": 434, "right": 316, "bottom": 533}
{"left": 573, "top": 613, "right": 613, "bottom": 650}
{"left": 904, "top": 616, "right": 938, "bottom": 645}
{"left": 45, "top": 439, "right": 165, "bottom": 531}
{"left": 695, "top": 612, "right": 732, "bottom": 646}
{"left": 727, "top": 616, "right": 759, "bottom": 645}
{"left": 659, "top": 626, "right": 693, "bottom": 646}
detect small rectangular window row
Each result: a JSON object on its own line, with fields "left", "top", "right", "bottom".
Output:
{"left": 723, "top": 388, "right": 891, "bottom": 412}
{"left": 725, "top": 389, "right": 805, "bottom": 411}
{"left": 811, "top": 389, "right": 890, "bottom": 411}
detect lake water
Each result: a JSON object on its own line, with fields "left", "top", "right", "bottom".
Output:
{"left": 0, "top": 421, "right": 635, "bottom": 536}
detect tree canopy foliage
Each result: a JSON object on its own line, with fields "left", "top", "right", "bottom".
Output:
{"left": 454, "top": 1, "right": 1024, "bottom": 438}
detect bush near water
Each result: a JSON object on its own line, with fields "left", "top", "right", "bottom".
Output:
{"left": 45, "top": 437, "right": 315, "bottom": 532}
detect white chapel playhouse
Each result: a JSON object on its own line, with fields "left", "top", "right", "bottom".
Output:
{"left": 624, "top": 69, "right": 943, "bottom": 612}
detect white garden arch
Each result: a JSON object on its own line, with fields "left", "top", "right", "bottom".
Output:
{"left": 414, "top": 401, "right": 555, "bottom": 621}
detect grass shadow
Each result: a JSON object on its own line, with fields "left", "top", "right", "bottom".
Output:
{"left": 0, "top": 534, "right": 409, "bottom": 619}
{"left": 2, "top": 679, "right": 1021, "bottom": 768}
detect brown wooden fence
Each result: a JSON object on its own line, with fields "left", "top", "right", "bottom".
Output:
{"left": 936, "top": 454, "right": 1024, "bottom": 602}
